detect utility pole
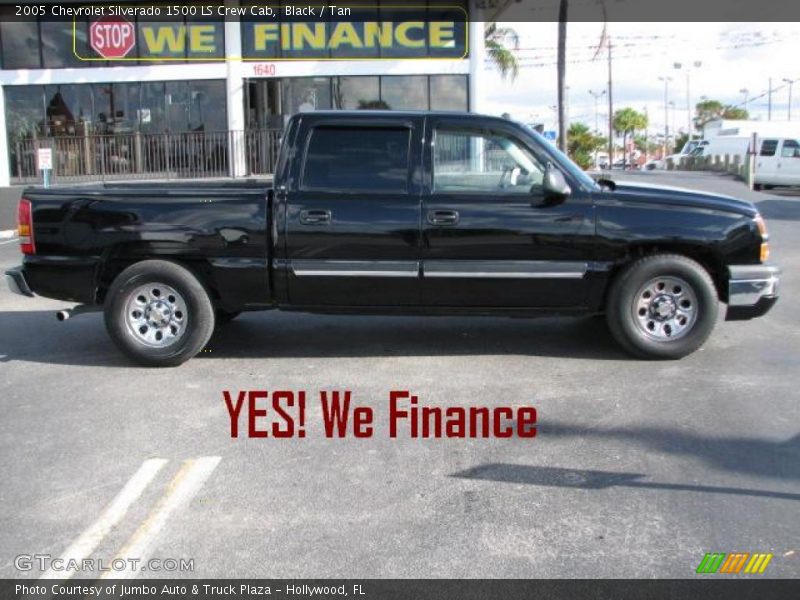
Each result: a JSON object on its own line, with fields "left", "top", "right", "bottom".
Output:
{"left": 674, "top": 61, "right": 701, "bottom": 140}
{"left": 557, "top": 0, "right": 568, "bottom": 152}
{"left": 768, "top": 78, "right": 773, "bottom": 120}
{"left": 589, "top": 89, "right": 606, "bottom": 134}
{"left": 784, "top": 78, "right": 795, "bottom": 120}
{"left": 740, "top": 88, "right": 749, "bottom": 113}
{"left": 659, "top": 76, "right": 672, "bottom": 157}
{"left": 607, "top": 38, "right": 614, "bottom": 167}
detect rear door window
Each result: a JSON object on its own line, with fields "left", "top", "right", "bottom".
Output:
{"left": 301, "top": 125, "right": 411, "bottom": 193}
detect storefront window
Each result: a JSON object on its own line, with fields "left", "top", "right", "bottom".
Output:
{"left": 5, "top": 86, "right": 45, "bottom": 140}
{"left": 332, "top": 77, "right": 381, "bottom": 109}
{"left": 0, "top": 21, "right": 41, "bottom": 69}
{"left": 282, "top": 78, "right": 333, "bottom": 117}
{"left": 380, "top": 76, "right": 428, "bottom": 110}
{"left": 41, "top": 21, "right": 90, "bottom": 68}
{"left": 44, "top": 84, "right": 97, "bottom": 136}
{"left": 430, "top": 75, "right": 468, "bottom": 111}
{"left": 187, "top": 80, "right": 227, "bottom": 131}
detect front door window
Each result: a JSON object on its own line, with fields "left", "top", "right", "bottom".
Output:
{"left": 433, "top": 128, "right": 545, "bottom": 195}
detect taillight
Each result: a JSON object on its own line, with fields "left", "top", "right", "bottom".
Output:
{"left": 18, "top": 198, "right": 35, "bottom": 255}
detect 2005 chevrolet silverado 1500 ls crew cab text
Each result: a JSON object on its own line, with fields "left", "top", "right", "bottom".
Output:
{"left": 5, "top": 111, "right": 780, "bottom": 366}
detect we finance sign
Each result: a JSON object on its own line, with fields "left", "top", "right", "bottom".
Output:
{"left": 79, "top": 8, "right": 467, "bottom": 61}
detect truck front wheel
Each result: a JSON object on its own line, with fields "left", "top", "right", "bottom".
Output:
{"left": 606, "top": 254, "right": 718, "bottom": 359}
{"left": 104, "top": 260, "right": 215, "bottom": 367}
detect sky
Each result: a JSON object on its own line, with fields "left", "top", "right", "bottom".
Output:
{"left": 481, "top": 22, "right": 800, "bottom": 138}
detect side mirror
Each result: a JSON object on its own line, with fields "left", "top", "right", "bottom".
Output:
{"left": 541, "top": 163, "right": 571, "bottom": 202}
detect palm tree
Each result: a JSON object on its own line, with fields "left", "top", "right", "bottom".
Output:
{"left": 567, "top": 122, "right": 605, "bottom": 170}
{"left": 613, "top": 108, "right": 648, "bottom": 168}
{"left": 485, "top": 23, "right": 519, "bottom": 81}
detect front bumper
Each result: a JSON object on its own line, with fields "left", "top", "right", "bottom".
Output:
{"left": 4, "top": 266, "right": 34, "bottom": 297}
{"left": 725, "top": 264, "right": 780, "bottom": 321}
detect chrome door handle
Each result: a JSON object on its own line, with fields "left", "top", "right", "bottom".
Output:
{"left": 299, "top": 209, "right": 331, "bottom": 225}
{"left": 427, "top": 210, "right": 460, "bottom": 226}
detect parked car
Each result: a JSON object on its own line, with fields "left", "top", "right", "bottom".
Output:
{"left": 663, "top": 139, "right": 710, "bottom": 168}
{"left": 643, "top": 159, "right": 665, "bottom": 170}
{"left": 6, "top": 111, "right": 780, "bottom": 366}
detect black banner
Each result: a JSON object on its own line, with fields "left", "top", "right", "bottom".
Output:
{"left": 1, "top": 0, "right": 800, "bottom": 23}
{"left": 4, "top": 579, "right": 800, "bottom": 600}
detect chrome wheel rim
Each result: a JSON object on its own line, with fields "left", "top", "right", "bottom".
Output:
{"left": 124, "top": 283, "right": 187, "bottom": 348}
{"left": 632, "top": 276, "right": 698, "bottom": 341}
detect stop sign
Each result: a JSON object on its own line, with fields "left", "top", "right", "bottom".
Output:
{"left": 90, "top": 16, "right": 135, "bottom": 59}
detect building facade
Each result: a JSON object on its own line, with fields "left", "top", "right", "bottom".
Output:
{"left": 0, "top": 3, "right": 484, "bottom": 186}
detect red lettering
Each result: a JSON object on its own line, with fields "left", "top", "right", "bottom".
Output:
{"left": 492, "top": 407, "right": 514, "bottom": 438}
{"left": 517, "top": 407, "right": 538, "bottom": 438}
{"left": 248, "top": 390, "right": 269, "bottom": 438}
{"left": 320, "top": 390, "right": 352, "bottom": 437}
{"left": 271, "top": 391, "right": 295, "bottom": 438}
{"left": 389, "top": 390, "right": 410, "bottom": 438}
{"left": 223, "top": 390, "right": 246, "bottom": 438}
{"left": 353, "top": 407, "right": 374, "bottom": 438}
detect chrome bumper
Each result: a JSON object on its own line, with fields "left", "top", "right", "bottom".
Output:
{"left": 4, "top": 266, "right": 34, "bottom": 297}
{"left": 726, "top": 264, "right": 780, "bottom": 321}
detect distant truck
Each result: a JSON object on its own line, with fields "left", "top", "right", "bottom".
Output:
{"left": 753, "top": 137, "right": 800, "bottom": 190}
{"left": 5, "top": 110, "right": 780, "bottom": 366}
{"left": 691, "top": 136, "right": 800, "bottom": 189}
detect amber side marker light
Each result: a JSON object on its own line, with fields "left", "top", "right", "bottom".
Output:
{"left": 18, "top": 198, "right": 35, "bottom": 255}
{"left": 754, "top": 215, "right": 769, "bottom": 262}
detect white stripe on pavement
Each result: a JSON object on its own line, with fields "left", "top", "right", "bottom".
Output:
{"left": 40, "top": 458, "right": 168, "bottom": 580}
{"left": 101, "top": 456, "right": 221, "bottom": 579}
{"left": 0, "top": 230, "right": 16, "bottom": 239}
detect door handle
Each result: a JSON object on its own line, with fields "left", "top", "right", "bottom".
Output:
{"left": 427, "top": 210, "right": 460, "bottom": 226}
{"left": 299, "top": 209, "right": 331, "bottom": 225}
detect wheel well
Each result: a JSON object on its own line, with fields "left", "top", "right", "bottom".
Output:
{"left": 606, "top": 245, "right": 728, "bottom": 304}
{"left": 95, "top": 255, "right": 222, "bottom": 307}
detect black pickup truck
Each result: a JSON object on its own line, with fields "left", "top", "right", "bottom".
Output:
{"left": 5, "top": 111, "right": 780, "bottom": 366}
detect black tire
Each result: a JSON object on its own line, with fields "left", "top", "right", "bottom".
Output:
{"left": 104, "top": 260, "right": 215, "bottom": 367}
{"left": 753, "top": 183, "right": 764, "bottom": 191}
{"left": 215, "top": 309, "right": 241, "bottom": 326}
{"left": 605, "top": 254, "right": 718, "bottom": 359}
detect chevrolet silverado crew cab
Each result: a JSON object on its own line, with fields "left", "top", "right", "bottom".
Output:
{"left": 5, "top": 111, "right": 780, "bottom": 367}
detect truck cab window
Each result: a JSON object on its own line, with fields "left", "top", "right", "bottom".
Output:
{"left": 302, "top": 126, "right": 411, "bottom": 193}
{"left": 433, "top": 129, "right": 545, "bottom": 194}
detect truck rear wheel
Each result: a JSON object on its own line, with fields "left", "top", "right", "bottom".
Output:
{"left": 606, "top": 254, "right": 718, "bottom": 359}
{"left": 104, "top": 260, "right": 215, "bottom": 367}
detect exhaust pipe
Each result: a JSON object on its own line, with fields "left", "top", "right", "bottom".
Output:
{"left": 56, "top": 305, "right": 99, "bottom": 321}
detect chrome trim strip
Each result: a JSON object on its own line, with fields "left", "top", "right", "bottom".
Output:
{"left": 291, "top": 260, "right": 420, "bottom": 278}
{"left": 423, "top": 260, "right": 588, "bottom": 279}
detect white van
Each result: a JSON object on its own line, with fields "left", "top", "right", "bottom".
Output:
{"left": 755, "top": 138, "right": 800, "bottom": 189}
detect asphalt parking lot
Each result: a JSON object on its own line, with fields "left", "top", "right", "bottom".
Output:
{"left": 0, "top": 171, "right": 798, "bottom": 579}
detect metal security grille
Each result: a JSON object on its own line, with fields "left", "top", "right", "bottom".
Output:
{"left": 9, "top": 129, "right": 283, "bottom": 184}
